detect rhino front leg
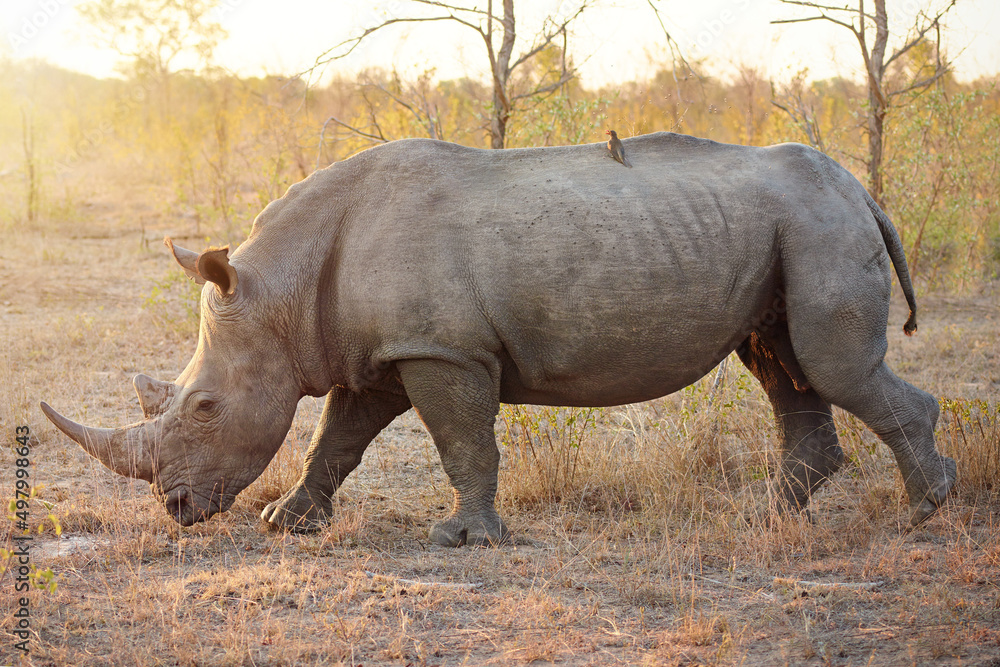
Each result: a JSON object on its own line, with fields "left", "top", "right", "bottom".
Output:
{"left": 262, "top": 385, "right": 410, "bottom": 531}
{"left": 397, "top": 358, "right": 508, "bottom": 547}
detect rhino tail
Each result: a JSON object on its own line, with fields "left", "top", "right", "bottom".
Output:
{"left": 865, "top": 191, "right": 918, "bottom": 336}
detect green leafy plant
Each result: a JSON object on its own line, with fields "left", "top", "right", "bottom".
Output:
{"left": 498, "top": 405, "right": 600, "bottom": 505}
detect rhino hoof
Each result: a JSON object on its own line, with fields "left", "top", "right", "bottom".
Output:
{"left": 908, "top": 499, "right": 940, "bottom": 529}
{"left": 907, "top": 456, "right": 957, "bottom": 528}
{"left": 261, "top": 486, "right": 331, "bottom": 532}
{"left": 261, "top": 503, "right": 325, "bottom": 532}
{"left": 429, "top": 514, "right": 510, "bottom": 548}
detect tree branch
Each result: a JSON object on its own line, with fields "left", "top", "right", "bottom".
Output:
{"left": 771, "top": 14, "right": 858, "bottom": 33}
{"left": 411, "top": 0, "right": 497, "bottom": 19}
{"left": 776, "top": 0, "right": 876, "bottom": 22}
{"left": 770, "top": 98, "right": 825, "bottom": 152}
{"left": 646, "top": 0, "right": 704, "bottom": 111}
{"left": 317, "top": 115, "right": 388, "bottom": 150}
{"left": 297, "top": 14, "right": 484, "bottom": 81}
{"left": 361, "top": 74, "right": 442, "bottom": 139}
{"left": 770, "top": 72, "right": 827, "bottom": 153}
{"left": 509, "top": 2, "right": 589, "bottom": 72}
{"left": 360, "top": 89, "right": 389, "bottom": 142}
{"left": 509, "top": 70, "right": 576, "bottom": 102}
{"left": 316, "top": 117, "right": 333, "bottom": 169}
{"left": 884, "top": 0, "right": 956, "bottom": 69}
{"left": 888, "top": 67, "right": 949, "bottom": 98}
{"left": 646, "top": 0, "right": 701, "bottom": 96}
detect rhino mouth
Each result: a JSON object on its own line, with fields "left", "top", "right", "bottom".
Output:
{"left": 161, "top": 485, "right": 235, "bottom": 526}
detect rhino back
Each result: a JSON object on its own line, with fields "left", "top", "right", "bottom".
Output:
{"left": 307, "top": 135, "right": 790, "bottom": 406}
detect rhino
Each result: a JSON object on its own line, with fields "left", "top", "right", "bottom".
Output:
{"left": 41, "top": 133, "right": 956, "bottom": 546}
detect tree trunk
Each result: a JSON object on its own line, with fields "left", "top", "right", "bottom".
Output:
{"left": 866, "top": 0, "right": 889, "bottom": 208}
{"left": 21, "top": 108, "right": 37, "bottom": 223}
{"left": 490, "top": 87, "right": 507, "bottom": 149}
{"left": 489, "top": 0, "right": 516, "bottom": 149}
{"left": 867, "top": 103, "right": 886, "bottom": 207}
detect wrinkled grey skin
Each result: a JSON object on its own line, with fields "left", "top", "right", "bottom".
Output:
{"left": 42, "top": 133, "right": 956, "bottom": 545}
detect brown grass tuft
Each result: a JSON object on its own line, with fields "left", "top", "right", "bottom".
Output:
{"left": 939, "top": 398, "right": 1000, "bottom": 502}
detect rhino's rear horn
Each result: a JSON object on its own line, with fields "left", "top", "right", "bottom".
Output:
{"left": 39, "top": 402, "right": 154, "bottom": 482}
{"left": 134, "top": 374, "right": 175, "bottom": 418}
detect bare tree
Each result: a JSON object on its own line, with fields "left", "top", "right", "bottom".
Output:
{"left": 772, "top": 0, "right": 956, "bottom": 208}
{"left": 304, "top": 0, "right": 590, "bottom": 149}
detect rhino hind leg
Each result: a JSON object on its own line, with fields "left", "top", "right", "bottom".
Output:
{"left": 397, "top": 358, "right": 509, "bottom": 547}
{"left": 261, "top": 385, "right": 410, "bottom": 532}
{"left": 811, "top": 360, "right": 955, "bottom": 527}
{"left": 737, "top": 330, "right": 844, "bottom": 514}
{"left": 783, "top": 275, "right": 956, "bottom": 526}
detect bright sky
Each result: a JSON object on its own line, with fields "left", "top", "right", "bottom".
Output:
{"left": 2, "top": 0, "right": 998, "bottom": 87}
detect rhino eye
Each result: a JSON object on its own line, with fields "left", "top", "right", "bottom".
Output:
{"left": 196, "top": 399, "right": 216, "bottom": 413}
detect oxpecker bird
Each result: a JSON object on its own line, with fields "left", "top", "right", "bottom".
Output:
{"left": 606, "top": 129, "right": 631, "bottom": 167}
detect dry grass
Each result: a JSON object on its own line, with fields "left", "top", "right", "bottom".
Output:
{"left": 1, "top": 166, "right": 999, "bottom": 665}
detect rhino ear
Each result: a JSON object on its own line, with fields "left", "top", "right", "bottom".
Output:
{"left": 164, "top": 238, "right": 239, "bottom": 297}
{"left": 197, "top": 246, "right": 239, "bottom": 297}
{"left": 164, "top": 237, "right": 206, "bottom": 285}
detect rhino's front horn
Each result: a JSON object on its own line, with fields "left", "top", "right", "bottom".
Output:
{"left": 39, "top": 402, "right": 154, "bottom": 482}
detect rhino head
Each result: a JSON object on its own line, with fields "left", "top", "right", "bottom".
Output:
{"left": 41, "top": 239, "right": 301, "bottom": 525}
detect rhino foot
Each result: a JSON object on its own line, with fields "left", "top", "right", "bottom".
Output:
{"left": 261, "top": 484, "right": 332, "bottom": 532}
{"left": 430, "top": 510, "right": 510, "bottom": 547}
{"left": 908, "top": 455, "right": 958, "bottom": 528}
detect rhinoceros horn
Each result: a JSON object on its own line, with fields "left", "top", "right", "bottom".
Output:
{"left": 39, "top": 402, "right": 155, "bottom": 482}
{"left": 134, "top": 374, "right": 175, "bottom": 419}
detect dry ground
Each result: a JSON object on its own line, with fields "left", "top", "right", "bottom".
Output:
{"left": 1, "top": 166, "right": 999, "bottom": 666}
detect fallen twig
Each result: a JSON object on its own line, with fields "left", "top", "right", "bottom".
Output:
{"left": 773, "top": 577, "right": 885, "bottom": 593}
{"left": 365, "top": 571, "right": 483, "bottom": 591}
